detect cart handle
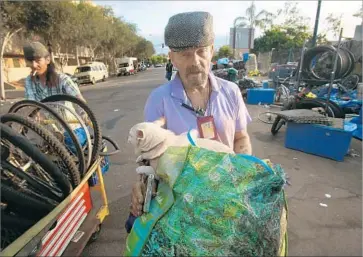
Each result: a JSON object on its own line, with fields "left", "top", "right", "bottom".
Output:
{"left": 40, "top": 119, "right": 93, "bottom": 126}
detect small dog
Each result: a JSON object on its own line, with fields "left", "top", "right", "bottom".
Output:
{"left": 128, "top": 119, "right": 235, "bottom": 170}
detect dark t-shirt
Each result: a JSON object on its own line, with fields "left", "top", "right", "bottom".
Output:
{"left": 166, "top": 63, "right": 173, "bottom": 73}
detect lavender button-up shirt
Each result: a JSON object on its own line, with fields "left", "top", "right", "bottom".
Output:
{"left": 144, "top": 72, "right": 252, "bottom": 149}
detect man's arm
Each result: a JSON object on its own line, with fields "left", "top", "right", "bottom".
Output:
{"left": 144, "top": 89, "right": 164, "bottom": 123}
{"left": 234, "top": 129, "right": 252, "bottom": 154}
{"left": 233, "top": 84, "right": 252, "bottom": 154}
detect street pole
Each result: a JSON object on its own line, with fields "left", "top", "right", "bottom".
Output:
{"left": 233, "top": 26, "right": 236, "bottom": 59}
{"left": 311, "top": 0, "right": 322, "bottom": 47}
{"left": 0, "top": 58, "right": 5, "bottom": 100}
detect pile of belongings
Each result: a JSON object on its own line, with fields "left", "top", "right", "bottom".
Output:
{"left": 125, "top": 146, "right": 288, "bottom": 257}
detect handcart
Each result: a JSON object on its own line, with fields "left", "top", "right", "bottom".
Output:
{"left": 1, "top": 156, "right": 109, "bottom": 257}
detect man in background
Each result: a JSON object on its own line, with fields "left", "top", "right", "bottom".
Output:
{"left": 165, "top": 59, "right": 173, "bottom": 81}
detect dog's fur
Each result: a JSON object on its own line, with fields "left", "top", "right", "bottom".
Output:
{"left": 128, "top": 121, "right": 235, "bottom": 170}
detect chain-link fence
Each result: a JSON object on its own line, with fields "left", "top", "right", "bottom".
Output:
{"left": 256, "top": 48, "right": 303, "bottom": 75}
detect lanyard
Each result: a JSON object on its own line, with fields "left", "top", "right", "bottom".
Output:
{"left": 182, "top": 84, "right": 212, "bottom": 117}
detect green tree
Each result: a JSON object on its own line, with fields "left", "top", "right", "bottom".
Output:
{"left": 218, "top": 45, "right": 233, "bottom": 58}
{"left": 233, "top": 1, "right": 274, "bottom": 30}
{"left": 0, "top": 1, "right": 33, "bottom": 99}
{"left": 325, "top": 13, "right": 342, "bottom": 39}
{"left": 253, "top": 25, "right": 323, "bottom": 53}
{"left": 0, "top": 0, "right": 157, "bottom": 96}
{"left": 134, "top": 38, "right": 155, "bottom": 60}
{"left": 24, "top": 1, "right": 81, "bottom": 69}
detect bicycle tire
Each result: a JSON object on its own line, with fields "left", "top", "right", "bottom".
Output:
{"left": 295, "top": 99, "right": 336, "bottom": 117}
{"left": 1, "top": 210, "right": 36, "bottom": 229}
{"left": 341, "top": 74, "right": 359, "bottom": 90}
{"left": 271, "top": 116, "right": 286, "bottom": 135}
{"left": 41, "top": 95, "right": 102, "bottom": 164}
{"left": 0, "top": 123, "right": 71, "bottom": 196}
{"left": 8, "top": 100, "right": 86, "bottom": 177}
{"left": 43, "top": 102, "right": 93, "bottom": 171}
{"left": 319, "top": 98, "right": 346, "bottom": 118}
{"left": 0, "top": 114, "right": 79, "bottom": 188}
{"left": 1, "top": 183, "right": 55, "bottom": 217}
{"left": 1, "top": 160, "right": 64, "bottom": 202}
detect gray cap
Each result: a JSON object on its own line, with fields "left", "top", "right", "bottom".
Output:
{"left": 23, "top": 42, "right": 50, "bottom": 60}
{"left": 164, "top": 11, "right": 215, "bottom": 52}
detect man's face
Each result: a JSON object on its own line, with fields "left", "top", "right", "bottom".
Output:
{"left": 26, "top": 56, "right": 50, "bottom": 76}
{"left": 170, "top": 45, "right": 214, "bottom": 88}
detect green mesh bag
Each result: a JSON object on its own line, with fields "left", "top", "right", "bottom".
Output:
{"left": 125, "top": 146, "right": 288, "bottom": 257}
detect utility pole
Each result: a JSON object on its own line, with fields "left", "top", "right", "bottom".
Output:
{"left": 233, "top": 26, "right": 236, "bottom": 59}
{"left": 311, "top": 0, "right": 322, "bottom": 47}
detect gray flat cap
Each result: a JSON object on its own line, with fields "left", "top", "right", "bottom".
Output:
{"left": 23, "top": 42, "right": 50, "bottom": 60}
{"left": 164, "top": 11, "right": 215, "bottom": 51}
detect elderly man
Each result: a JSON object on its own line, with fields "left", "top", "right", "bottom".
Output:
{"left": 129, "top": 11, "right": 252, "bottom": 218}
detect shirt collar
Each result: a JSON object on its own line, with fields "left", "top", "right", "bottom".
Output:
{"left": 170, "top": 71, "right": 221, "bottom": 100}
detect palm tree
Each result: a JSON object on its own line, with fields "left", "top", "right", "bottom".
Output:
{"left": 232, "top": 1, "right": 275, "bottom": 56}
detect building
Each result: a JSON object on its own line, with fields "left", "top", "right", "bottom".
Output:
{"left": 353, "top": 24, "right": 362, "bottom": 41}
{"left": 229, "top": 27, "right": 255, "bottom": 59}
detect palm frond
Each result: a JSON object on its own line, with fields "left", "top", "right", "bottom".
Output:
{"left": 234, "top": 16, "right": 248, "bottom": 27}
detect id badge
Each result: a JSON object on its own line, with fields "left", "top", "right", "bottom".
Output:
{"left": 197, "top": 116, "right": 218, "bottom": 140}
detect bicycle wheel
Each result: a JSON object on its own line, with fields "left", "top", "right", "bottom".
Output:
{"left": 258, "top": 112, "right": 278, "bottom": 124}
{"left": 341, "top": 74, "right": 359, "bottom": 90}
{"left": 41, "top": 95, "right": 102, "bottom": 165}
{"left": 1, "top": 183, "right": 56, "bottom": 218}
{"left": 8, "top": 100, "right": 86, "bottom": 177}
{"left": 0, "top": 114, "right": 80, "bottom": 188}
{"left": 0, "top": 123, "right": 71, "bottom": 196}
{"left": 1, "top": 160, "right": 64, "bottom": 202}
{"left": 321, "top": 99, "right": 345, "bottom": 118}
{"left": 271, "top": 116, "right": 286, "bottom": 135}
{"left": 43, "top": 102, "right": 93, "bottom": 171}
{"left": 296, "top": 99, "right": 335, "bottom": 117}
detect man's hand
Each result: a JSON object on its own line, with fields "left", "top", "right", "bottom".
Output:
{"left": 130, "top": 174, "right": 158, "bottom": 216}
{"left": 233, "top": 129, "right": 252, "bottom": 155}
{"left": 130, "top": 176, "right": 145, "bottom": 217}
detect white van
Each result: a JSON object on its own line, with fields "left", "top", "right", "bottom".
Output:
{"left": 116, "top": 57, "right": 138, "bottom": 76}
{"left": 74, "top": 62, "right": 109, "bottom": 85}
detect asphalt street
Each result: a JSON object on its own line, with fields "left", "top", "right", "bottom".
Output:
{"left": 2, "top": 68, "right": 362, "bottom": 256}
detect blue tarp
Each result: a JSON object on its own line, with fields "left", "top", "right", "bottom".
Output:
{"left": 217, "top": 58, "right": 229, "bottom": 65}
{"left": 243, "top": 53, "right": 249, "bottom": 62}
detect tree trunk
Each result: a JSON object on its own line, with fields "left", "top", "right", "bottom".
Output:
{"left": 113, "top": 57, "right": 117, "bottom": 75}
{"left": 0, "top": 28, "right": 23, "bottom": 100}
{"left": 76, "top": 46, "right": 80, "bottom": 66}
{"left": 56, "top": 44, "right": 63, "bottom": 73}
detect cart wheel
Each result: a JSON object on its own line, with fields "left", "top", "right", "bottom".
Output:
{"left": 89, "top": 224, "right": 102, "bottom": 243}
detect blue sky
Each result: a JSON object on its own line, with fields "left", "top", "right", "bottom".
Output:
{"left": 95, "top": 1, "right": 362, "bottom": 54}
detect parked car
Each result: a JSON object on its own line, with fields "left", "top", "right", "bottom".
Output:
{"left": 154, "top": 63, "right": 163, "bottom": 68}
{"left": 73, "top": 62, "right": 109, "bottom": 85}
{"left": 268, "top": 64, "right": 297, "bottom": 82}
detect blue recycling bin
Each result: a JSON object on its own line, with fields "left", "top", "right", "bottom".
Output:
{"left": 285, "top": 122, "right": 354, "bottom": 162}
{"left": 247, "top": 88, "right": 275, "bottom": 105}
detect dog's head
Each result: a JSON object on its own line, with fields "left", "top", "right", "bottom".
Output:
{"left": 128, "top": 119, "right": 171, "bottom": 156}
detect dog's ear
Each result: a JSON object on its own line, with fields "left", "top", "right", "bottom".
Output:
{"left": 137, "top": 129, "right": 144, "bottom": 140}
